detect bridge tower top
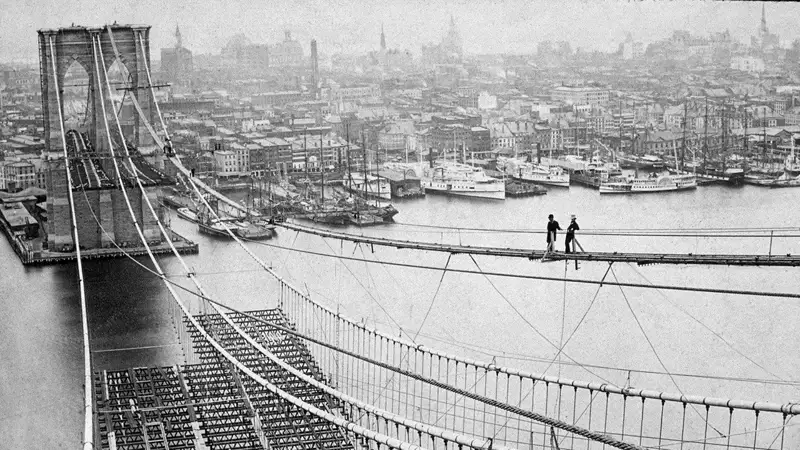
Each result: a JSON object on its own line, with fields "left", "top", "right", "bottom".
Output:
{"left": 38, "top": 24, "right": 155, "bottom": 155}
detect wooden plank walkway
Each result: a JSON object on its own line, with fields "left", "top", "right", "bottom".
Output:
{"left": 279, "top": 221, "right": 800, "bottom": 267}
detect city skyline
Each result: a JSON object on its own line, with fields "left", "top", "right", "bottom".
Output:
{"left": 2, "top": 0, "right": 800, "bottom": 63}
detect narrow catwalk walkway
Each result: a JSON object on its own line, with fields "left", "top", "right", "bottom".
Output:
{"left": 278, "top": 221, "right": 800, "bottom": 267}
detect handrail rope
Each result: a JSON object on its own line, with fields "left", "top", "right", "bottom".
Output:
{"left": 162, "top": 236, "right": 800, "bottom": 301}
{"left": 384, "top": 221, "right": 800, "bottom": 237}
{"left": 48, "top": 33, "right": 94, "bottom": 450}
{"left": 275, "top": 221, "right": 800, "bottom": 266}
{"left": 95, "top": 30, "right": 423, "bottom": 450}
{"left": 102, "top": 27, "right": 508, "bottom": 450}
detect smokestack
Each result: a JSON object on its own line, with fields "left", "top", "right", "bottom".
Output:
{"left": 311, "top": 39, "right": 319, "bottom": 100}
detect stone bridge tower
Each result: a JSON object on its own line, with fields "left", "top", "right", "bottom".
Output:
{"left": 38, "top": 24, "right": 156, "bottom": 155}
{"left": 37, "top": 25, "right": 168, "bottom": 252}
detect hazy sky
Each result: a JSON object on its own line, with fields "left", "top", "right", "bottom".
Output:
{"left": 2, "top": 0, "right": 800, "bottom": 62}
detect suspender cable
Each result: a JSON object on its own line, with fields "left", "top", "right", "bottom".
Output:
{"left": 48, "top": 33, "right": 94, "bottom": 450}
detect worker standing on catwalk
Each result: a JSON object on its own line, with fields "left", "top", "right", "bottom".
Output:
{"left": 565, "top": 214, "right": 579, "bottom": 253}
{"left": 546, "top": 214, "right": 561, "bottom": 253}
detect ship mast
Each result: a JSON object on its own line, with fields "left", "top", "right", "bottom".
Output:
{"left": 721, "top": 101, "right": 727, "bottom": 172}
{"left": 303, "top": 130, "right": 309, "bottom": 195}
{"left": 704, "top": 97, "right": 708, "bottom": 169}
{"left": 743, "top": 105, "right": 749, "bottom": 157}
{"left": 681, "top": 101, "right": 687, "bottom": 171}
{"left": 346, "top": 123, "right": 352, "bottom": 195}
{"left": 630, "top": 100, "right": 636, "bottom": 156}
{"left": 362, "top": 131, "right": 368, "bottom": 202}
{"left": 319, "top": 133, "right": 324, "bottom": 205}
{"left": 618, "top": 98, "right": 623, "bottom": 154}
{"left": 375, "top": 144, "right": 381, "bottom": 206}
{"left": 763, "top": 114, "right": 768, "bottom": 171}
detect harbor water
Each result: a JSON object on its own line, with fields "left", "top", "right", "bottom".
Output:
{"left": 2, "top": 183, "right": 799, "bottom": 448}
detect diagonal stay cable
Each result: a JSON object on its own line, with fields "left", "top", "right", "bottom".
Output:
{"left": 319, "top": 236, "right": 416, "bottom": 343}
{"left": 468, "top": 254, "right": 613, "bottom": 384}
{"left": 355, "top": 251, "right": 453, "bottom": 423}
{"left": 414, "top": 253, "right": 453, "bottom": 340}
{"left": 624, "top": 262, "right": 799, "bottom": 393}
{"left": 490, "top": 262, "right": 614, "bottom": 440}
{"left": 609, "top": 265, "right": 724, "bottom": 439}
{"left": 234, "top": 235, "right": 800, "bottom": 300}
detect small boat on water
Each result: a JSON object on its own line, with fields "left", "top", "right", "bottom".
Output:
{"left": 600, "top": 173, "right": 697, "bottom": 194}
{"left": 233, "top": 220, "right": 275, "bottom": 239}
{"left": 177, "top": 207, "right": 198, "bottom": 222}
{"left": 198, "top": 216, "right": 240, "bottom": 238}
{"left": 187, "top": 208, "right": 274, "bottom": 239}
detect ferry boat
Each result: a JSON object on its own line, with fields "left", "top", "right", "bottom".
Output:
{"left": 586, "top": 157, "right": 623, "bottom": 177}
{"left": 599, "top": 173, "right": 697, "bottom": 194}
{"left": 421, "top": 162, "right": 505, "bottom": 200}
{"left": 497, "top": 157, "right": 569, "bottom": 188}
{"left": 347, "top": 173, "right": 391, "bottom": 200}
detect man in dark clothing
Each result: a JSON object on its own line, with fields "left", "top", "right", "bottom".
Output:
{"left": 565, "top": 215, "right": 579, "bottom": 253}
{"left": 546, "top": 214, "right": 561, "bottom": 253}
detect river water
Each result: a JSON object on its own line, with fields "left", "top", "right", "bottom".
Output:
{"left": 2, "top": 183, "right": 799, "bottom": 449}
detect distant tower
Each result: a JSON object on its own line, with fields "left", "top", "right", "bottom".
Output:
{"left": 310, "top": 39, "right": 319, "bottom": 100}
{"left": 760, "top": 3, "right": 768, "bottom": 34}
{"left": 380, "top": 24, "right": 386, "bottom": 51}
{"left": 443, "top": 14, "right": 463, "bottom": 60}
{"left": 175, "top": 23, "right": 183, "bottom": 49}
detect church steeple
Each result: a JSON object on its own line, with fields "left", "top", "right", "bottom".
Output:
{"left": 380, "top": 24, "right": 386, "bottom": 51}
{"left": 175, "top": 23, "right": 183, "bottom": 49}
{"left": 760, "top": 3, "right": 768, "bottom": 34}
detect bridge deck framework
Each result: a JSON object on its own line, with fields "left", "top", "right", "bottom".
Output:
{"left": 93, "top": 309, "right": 356, "bottom": 450}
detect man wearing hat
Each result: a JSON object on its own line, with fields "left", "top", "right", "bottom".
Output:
{"left": 546, "top": 214, "right": 561, "bottom": 253}
{"left": 565, "top": 214, "right": 579, "bottom": 253}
